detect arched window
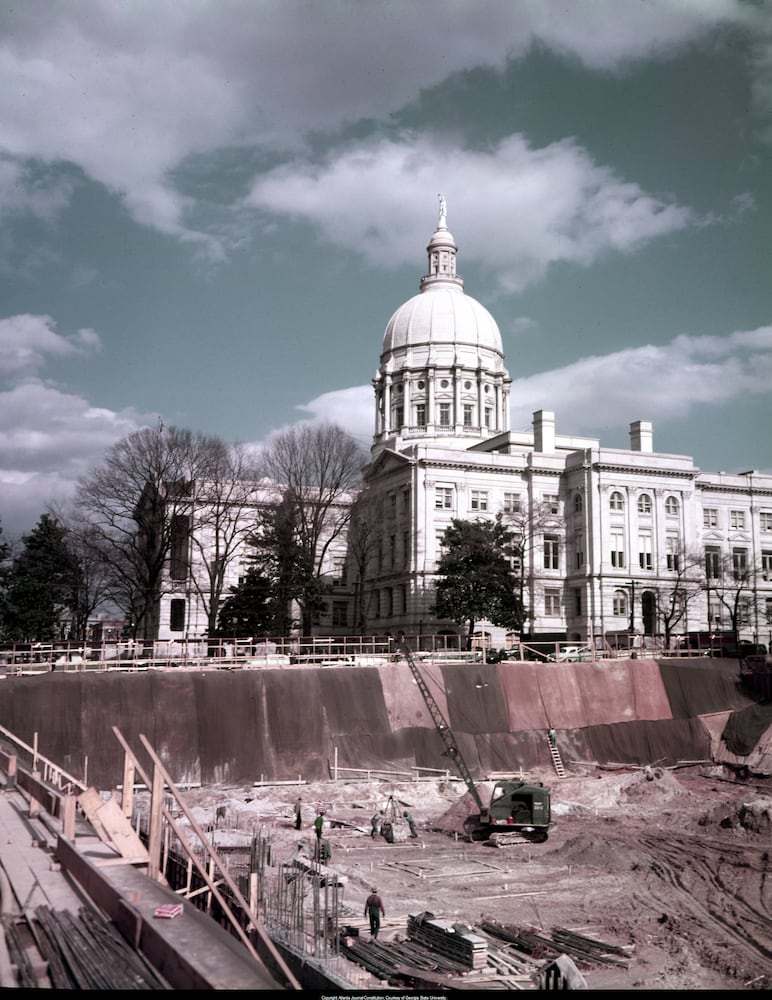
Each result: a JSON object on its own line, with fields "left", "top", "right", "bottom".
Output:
{"left": 613, "top": 590, "right": 627, "bottom": 617}
{"left": 638, "top": 494, "right": 652, "bottom": 514}
{"left": 665, "top": 496, "right": 679, "bottom": 515}
{"left": 609, "top": 491, "right": 624, "bottom": 512}
{"left": 574, "top": 492, "right": 583, "bottom": 513}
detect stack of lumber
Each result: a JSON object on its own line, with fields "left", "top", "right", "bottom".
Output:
{"left": 406, "top": 911, "right": 488, "bottom": 969}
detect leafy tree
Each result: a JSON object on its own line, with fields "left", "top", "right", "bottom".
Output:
{"left": 0, "top": 514, "right": 82, "bottom": 641}
{"left": 257, "top": 423, "right": 364, "bottom": 635}
{"left": 215, "top": 565, "right": 279, "bottom": 638}
{"left": 432, "top": 515, "right": 523, "bottom": 642}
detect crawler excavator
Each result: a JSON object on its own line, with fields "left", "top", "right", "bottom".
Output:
{"left": 399, "top": 641, "right": 552, "bottom": 846}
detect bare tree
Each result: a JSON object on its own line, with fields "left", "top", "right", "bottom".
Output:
{"left": 257, "top": 424, "right": 364, "bottom": 635}
{"left": 74, "top": 425, "right": 233, "bottom": 643}
{"left": 346, "top": 490, "right": 381, "bottom": 635}
{"left": 183, "top": 443, "right": 263, "bottom": 642}
{"left": 703, "top": 550, "right": 756, "bottom": 637}
{"left": 501, "top": 499, "right": 563, "bottom": 635}
{"left": 651, "top": 544, "right": 704, "bottom": 648}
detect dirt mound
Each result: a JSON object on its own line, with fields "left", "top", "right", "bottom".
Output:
{"left": 556, "top": 832, "right": 641, "bottom": 871}
{"left": 618, "top": 766, "right": 692, "bottom": 804}
{"left": 698, "top": 796, "right": 772, "bottom": 836}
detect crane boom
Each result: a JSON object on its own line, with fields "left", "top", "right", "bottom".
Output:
{"left": 398, "top": 641, "right": 485, "bottom": 814}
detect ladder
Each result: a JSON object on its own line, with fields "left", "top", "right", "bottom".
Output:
{"left": 548, "top": 735, "right": 566, "bottom": 778}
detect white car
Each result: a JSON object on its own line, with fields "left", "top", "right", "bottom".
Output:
{"left": 548, "top": 645, "right": 592, "bottom": 662}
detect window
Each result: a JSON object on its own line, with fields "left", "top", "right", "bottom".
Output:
{"left": 610, "top": 530, "right": 625, "bottom": 568}
{"left": 761, "top": 511, "right": 772, "bottom": 532}
{"left": 169, "top": 599, "right": 185, "bottom": 632}
{"left": 738, "top": 600, "right": 751, "bottom": 626}
{"left": 574, "top": 493, "right": 584, "bottom": 513}
{"left": 730, "top": 510, "right": 746, "bottom": 530}
{"left": 484, "top": 407, "right": 492, "bottom": 428}
{"left": 544, "top": 589, "right": 561, "bottom": 616}
{"left": 543, "top": 534, "right": 559, "bottom": 570}
{"left": 331, "top": 558, "right": 347, "bottom": 586}
{"left": 503, "top": 492, "right": 521, "bottom": 514}
{"left": 389, "top": 534, "right": 396, "bottom": 568}
{"left": 732, "top": 547, "right": 748, "bottom": 579}
{"left": 638, "top": 532, "right": 652, "bottom": 570}
{"left": 705, "top": 545, "right": 721, "bottom": 579}
{"left": 439, "top": 402, "right": 451, "bottom": 426}
{"left": 666, "top": 536, "right": 680, "bottom": 572}
{"left": 403, "top": 531, "right": 410, "bottom": 567}
{"left": 638, "top": 494, "right": 652, "bottom": 514}
{"left": 574, "top": 588, "right": 582, "bottom": 616}
{"left": 169, "top": 515, "right": 190, "bottom": 581}
{"left": 613, "top": 590, "right": 627, "bottom": 617}
{"left": 394, "top": 404, "right": 404, "bottom": 428}
{"left": 665, "top": 496, "right": 679, "bottom": 516}
{"left": 332, "top": 602, "right": 347, "bottom": 627}
{"left": 435, "top": 487, "right": 453, "bottom": 510}
{"left": 544, "top": 494, "right": 559, "bottom": 514}
{"left": 703, "top": 508, "right": 718, "bottom": 528}
{"left": 463, "top": 404, "right": 473, "bottom": 427}
{"left": 416, "top": 403, "right": 426, "bottom": 427}
{"left": 470, "top": 490, "right": 488, "bottom": 512}
{"left": 766, "top": 598, "right": 772, "bottom": 624}
{"left": 575, "top": 534, "right": 584, "bottom": 568}
{"left": 610, "top": 491, "right": 624, "bottom": 511}
{"left": 762, "top": 550, "right": 772, "bottom": 577}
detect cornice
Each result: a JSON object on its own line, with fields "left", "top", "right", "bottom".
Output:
{"left": 592, "top": 462, "right": 698, "bottom": 480}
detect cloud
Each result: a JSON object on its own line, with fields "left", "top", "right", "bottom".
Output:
{"left": 297, "top": 322, "right": 772, "bottom": 446}
{"left": 0, "top": 314, "right": 101, "bottom": 378}
{"left": 247, "top": 134, "right": 694, "bottom": 292}
{"left": 0, "top": 1, "right": 765, "bottom": 242}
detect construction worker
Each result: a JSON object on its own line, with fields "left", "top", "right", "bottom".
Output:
{"left": 548, "top": 728, "right": 557, "bottom": 749}
{"left": 403, "top": 811, "right": 418, "bottom": 838}
{"left": 364, "top": 887, "right": 385, "bottom": 939}
{"left": 314, "top": 810, "right": 325, "bottom": 842}
{"left": 370, "top": 810, "right": 383, "bottom": 838}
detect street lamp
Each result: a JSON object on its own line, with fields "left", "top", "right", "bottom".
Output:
{"left": 629, "top": 580, "right": 636, "bottom": 634}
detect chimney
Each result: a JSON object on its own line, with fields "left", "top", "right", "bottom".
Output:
{"left": 630, "top": 420, "right": 653, "bottom": 453}
{"left": 533, "top": 410, "right": 555, "bottom": 453}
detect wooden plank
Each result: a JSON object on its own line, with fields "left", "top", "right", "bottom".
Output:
{"left": 77, "top": 789, "right": 149, "bottom": 863}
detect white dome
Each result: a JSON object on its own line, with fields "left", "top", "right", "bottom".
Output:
{"left": 382, "top": 284, "right": 503, "bottom": 358}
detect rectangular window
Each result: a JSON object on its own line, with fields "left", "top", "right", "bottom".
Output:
{"left": 762, "top": 550, "right": 772, "bottom": 576}
{"left": 738, "top": 600, "right": 751, "bottom": 626}
{"left": 169, "top": 514, "right": 190, "bottom": 581}
{"left": 705, "top": 545, "right": 721, "bottom": 579}
{"left": 463, "top": 403, "right": 473, "bottom": 427}
{"left": 732, "top": 547, "right": 748, "bottom": 579}
{"left": 331, "top": 558, "right": 347, "bottom": 586}
{"left": 703, "top": 508, "right": 718, "bottom": 528}
{"left": 435, "top": 486, "right": 453, "bottom": 510}
{"left": 730, "top": 510, "right": 746, "bottom": 530}
{"left": 666, "top": 535, "right": 680, "bottom": 572}
{"left": 766, "top": 597, "right": 772, "bottom": 624}
{"left": 543, "top": 534, "right": 559, "bottom": 570}
{"left": 170, "top": 599, "right": 185, "bottom": 633}
{"left": 638, "top": 533, "right": 652, "bottom": 571}
{"left": 610, "top": 530, "right": 625, "bottom": 568}
{"left": 389, "top": 534, "right": 396, "bottom": 568}
{"left": 575, "top": 534, "right": 584, "bottom": 568}
{"left": 439, "top": 402, "right": 451, "bottom": 426}
{"left": 403, "top": 531, "right": 410, "bottom": 567}
{"left": 574, "top": 588, "right": 582, "bottom": 616}
{"left": 484, "top": 407, "right": 492, "bottom": 427}
{"left": 470, "top": 490, "right": 488, "bottom": 512}
{"left": 503, "top": 492, "right": 521, "bottom": 514}
{"left": 544, "top": 589, "right": 561, "bottom": 616}
{"left": 544, "top": 494, "right": 559, "bottom": 514}
{"left": 760, "top": 511, "right": 772, "bottom": 532}
{"left": 416, "top": 403, "right": 426, "bottom": 426}
{"left": 332, "top": 601, "right": 347, "bottom": 627}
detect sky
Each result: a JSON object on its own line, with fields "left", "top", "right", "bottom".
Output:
{"left": 1, "top": 0, "right": 771, "bottom": 539}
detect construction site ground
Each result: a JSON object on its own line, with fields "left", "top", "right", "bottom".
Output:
{"left": 171, "top": 762, "right": 772, "bottom": 992}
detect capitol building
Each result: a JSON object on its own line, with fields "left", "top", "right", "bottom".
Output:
{"left": 159, "top": 205, "right": 772, "bottom": 652}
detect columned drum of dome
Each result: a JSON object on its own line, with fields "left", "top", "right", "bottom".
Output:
{"left": 372, "top": 199, "right": 511, "bottom": 455}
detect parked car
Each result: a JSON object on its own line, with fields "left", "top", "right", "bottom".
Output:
{"left": 548, "top": 645, "right": 593, "bottom": 662}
